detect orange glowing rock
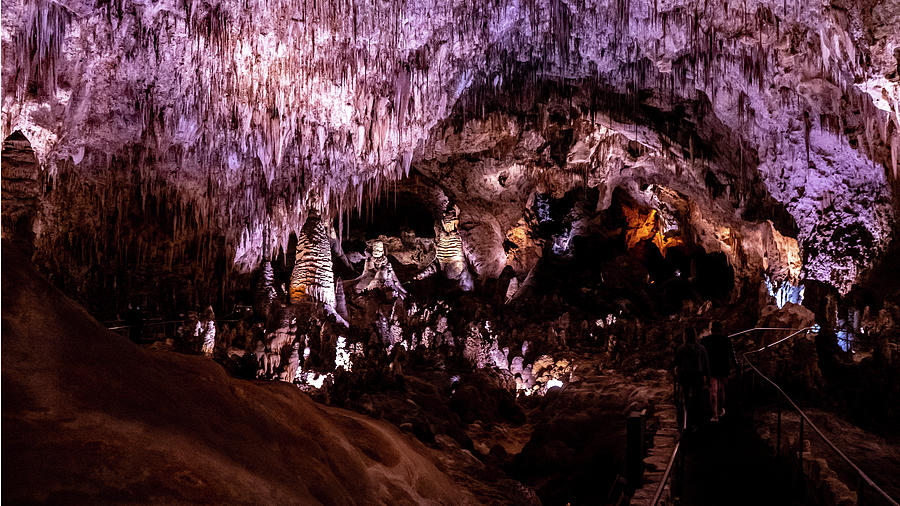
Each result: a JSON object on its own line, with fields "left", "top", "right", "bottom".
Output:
{"left": 623, "top": 203, "right": 682, "bottom": 255}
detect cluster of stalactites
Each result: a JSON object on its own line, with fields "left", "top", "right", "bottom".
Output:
{"left": 8, "top": 0, "right": 892, "bottom": 187}
{"left": 6, "top": 0, "right": 897, "bottom": 288}
{"left": 11, "top": 0, "right": 71, "bottom": 101}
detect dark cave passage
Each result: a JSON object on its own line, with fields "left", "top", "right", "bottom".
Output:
{"left": 523, "top": 188, "right": 737, "bottom": 320}
{"left": 679, "top": 417, "right": 804, "bottom": 506}
{"left": 343, "top": 192, "right": 437, "bottom": 241}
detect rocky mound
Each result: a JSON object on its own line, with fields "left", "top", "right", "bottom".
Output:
{"left": 1, "top": 243, "right": 468, "bottom": 504}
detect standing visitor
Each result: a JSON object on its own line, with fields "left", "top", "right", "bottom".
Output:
{"left": 124, "top": 303, "right": 144, "bottom": 342}
{"left": 675, "top": 327, "right": 710, "bottom": 431}
{"left": 701, "top": 321, "right": 735, "bottom": 421}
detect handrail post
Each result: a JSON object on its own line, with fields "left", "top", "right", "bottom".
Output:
{"left": 798, "top": 417, "right": 804, "bottom": 464}
{"left": 858, "top": 475, "right": 864, "bottom": 506}
{"left": 626, "top": 411, "right": 645, "bottom": 489}
{"left": 677, "top": 436, "right": 685, "bottom": 503}
{"left": 674, "top": 378, "right": 681, "bottom": 433}
{"left": 776, "top": 398, "right": 782, "bottom": 457}
{"left": 750, "top": 369, "right": 756, "bottom": 422}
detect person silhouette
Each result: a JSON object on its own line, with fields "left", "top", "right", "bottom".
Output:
{"left": 675, "top": 327, "right": 710, "bottom": 431}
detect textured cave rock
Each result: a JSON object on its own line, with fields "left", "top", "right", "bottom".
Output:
{"left": 1, "top": 130, "right": 40, "bottom": 252}
{"left": 1, "top": 243, "right": 469, "bottom": 504}
{"left": 2, "top": 0, "right": 899, "bottom": 304}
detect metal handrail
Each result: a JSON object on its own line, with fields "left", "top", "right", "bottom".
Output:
{"left": 743, "top": 326, "right": 813, "bottom": 355}
{"left": 107, "top": 319, "right": 244, "bottom": 331}
{"left": 107, "top": 320, "right": 185, "bottom": 331}
{"left": 742, "top": 328, "right": 900, "bottom": 506}
{"left": 649, "top": 438, "right": 681, "bottom": 505}
{"left": 728, "top": 327, "right": 807, "bottom": 339}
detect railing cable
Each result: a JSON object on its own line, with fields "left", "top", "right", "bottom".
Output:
{"left": 742, "top": 327, "right": 899, "bottom": 506}
{"left": 649, "top": 326, "right": 899, "bottom": 506}
{"left": 107, "top": 319, "right": 243, "bottom": 331}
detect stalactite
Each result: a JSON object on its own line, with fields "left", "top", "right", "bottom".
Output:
{"left": 4, "top": 0, "right": 895, "bottom": 297}
{"left": 13, "top": 0, "right": 71, "bottom": 99}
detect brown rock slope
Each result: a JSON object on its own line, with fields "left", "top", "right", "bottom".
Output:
{"left": 1, "top": 243, "right": 469, "bottom": 504}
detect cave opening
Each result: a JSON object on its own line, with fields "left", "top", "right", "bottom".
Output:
{"left": 531, "top": 188, "right": 736, "bottom": 319}
{"left": 341, "top": 190, "right": 437, "bottom": 251}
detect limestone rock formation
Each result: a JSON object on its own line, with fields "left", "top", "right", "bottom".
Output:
{"left": 1, "top": 131, "right": 40, "bottom": 252}
{"left": 417, "top": 205, "right": 475, "bottom": 290}
{"left": 198, "top": 306, "right": 217, "bottom": 356}
{"left": 4, "top": 0, "right": 897, "bottom": 302}
{"left": 253, "top": 261, "right": 279, "bottom": 320}
{"left": 289, "top": 211, "right": 336, "bottom": 307}
{"left": 1, "top": 243, "right": 469, "bottom": 504}
{"left": 353, "top": 240, "right": 407, "bottom": 297}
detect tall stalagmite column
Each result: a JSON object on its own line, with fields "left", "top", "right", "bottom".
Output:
{"left": 1, "top": 131, "right": 40, "bottom": 254}
{"left": 289, "top": 211, "right": 336, "bottom": 307}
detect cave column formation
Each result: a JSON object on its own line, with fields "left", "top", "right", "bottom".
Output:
{"left": 416, "top": 204, "right": 475, "bottom": 290}
{"left": 289, "top": 210, "right": 336, "bottom": 308}
{"left": 1, "top": 131, "right": 40, "bottom": 255}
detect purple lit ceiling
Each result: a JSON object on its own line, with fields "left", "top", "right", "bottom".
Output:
{"left": 2, "top": 0, "right": 898, "bottom": 292}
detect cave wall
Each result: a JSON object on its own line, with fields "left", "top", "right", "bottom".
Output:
{"left": 30, "top": 163, "right": 235, "bottom": 317}
{"left": 401, "top": 80, "right": 806, "bottom": 303}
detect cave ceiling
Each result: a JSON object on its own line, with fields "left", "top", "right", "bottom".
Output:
{"left": 2, "top": 0, "right": 899, "bottom": 294}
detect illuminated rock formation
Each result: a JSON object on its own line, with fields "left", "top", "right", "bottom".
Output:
{"left": 353, "top": 240, "right": 407, "bottom": 298}
{"left": 282, "top": 342, "right": 301, "bottom": 383}
{"left": 416, "top": 205, "right": 474, "bottom": 290}
{"left": 198, "top": 306, "right": 217, "bottom": 356}
{"left": 289, "top": 211, "right": 335, "bottom": 307}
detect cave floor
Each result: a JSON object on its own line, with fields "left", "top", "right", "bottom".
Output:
{"left": 1, "top": 243, "right": 472, "bottom": 504}
{"left": 755, "top": 407, "right": 900, "bottom": 504}
{"left": 461, "top": 352, "right": 673, "bottom": 505}
{"left": 679, "top": 416, "right": 807, "bottom": 506}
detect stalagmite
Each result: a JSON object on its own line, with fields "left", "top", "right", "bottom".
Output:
{"left": 289, "top": 210, "right": 336, "bottom": 307}
{"left": 334, "top": 277, "right": 349, "bottom": 320}
{"left": 415, "top": 205, "right": 474, "bottom": 291}
{"left": 281, "top": 342, "right": 301, "bottom": 383}
{"left": 254, "top": 261, "right": 279, "bottom": 320}
{"left": 198, "top": 306, "right": 217, "bottom": 356}
{"left": 353, "top": 240, "right": 407, "bottom": 298}
{"left": 253, "top": 340, "right": 267, "bottom": 378}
